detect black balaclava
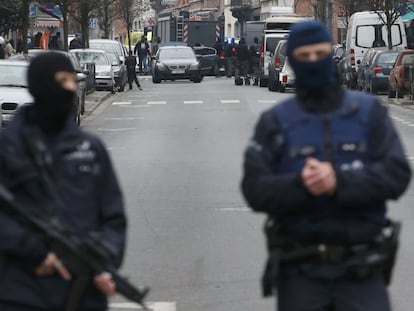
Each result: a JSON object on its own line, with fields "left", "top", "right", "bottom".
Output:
{"left": 28, "top": 52, "right": 76, "bottom": 133}
{"left": 287, "top": 21, "right": 342, "bottom": 112}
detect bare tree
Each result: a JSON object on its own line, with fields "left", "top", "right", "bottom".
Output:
{"left": 334, "top": 0, "right": 367, "bottom": 26}
{"left": 98, "top": 0, "right": 118, "bottom": 39}
{"left": 55, "top": 0, "right": 72, "bottom": 51}
{"left": 369, "top": 0, "right": 406, "bottom": 50}
{"left": 118, "top": 0, "right": 138, "bottom": 52}
{"left": 149, "top": 0, "right": 165, "bottom": 16}
{"left": 68, "top": 0, "right": 102, "bottom": 48}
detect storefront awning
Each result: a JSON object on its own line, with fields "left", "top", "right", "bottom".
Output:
{"left": 34, "top": 18, "right": 61, "bottom": 28}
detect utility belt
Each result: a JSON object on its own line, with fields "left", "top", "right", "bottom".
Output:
{"left": 261, "top": 219, "right": 401, "bottom": 297}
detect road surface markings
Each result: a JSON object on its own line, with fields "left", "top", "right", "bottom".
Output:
{"left": 96, "top": 128, "right": 137, "bottom": 132}
{"left": 112, "top": 102, "right": 132, "bottom": 105}
{"left": 119, "top": 105, "right": 152, "bottom": 108}
{"left": 257, "top": 100, "right": 277, "bottom": 104}
{"left": 221, "top": 99, "right": 241, "bottom": 104}
{"left": 147, "top": 101, "right": 167, "bottom": 105}
{"left": 109, "top": 302, "right": 176, "bottom": 311}
{"left": 215, "top": 206, "right": 250, "bottom": 212}
{"left": 184, "top": 100, "right": 203, "bottom": 105}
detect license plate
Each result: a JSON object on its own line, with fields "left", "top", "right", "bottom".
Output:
{"left": 172, "top": 69, "right": 185, "bottom": 74}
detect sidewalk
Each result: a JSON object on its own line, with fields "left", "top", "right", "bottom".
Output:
{"left": 83, "top": 91, "right": 112, "bottom": 118}
{"left": 385, "top": 96, "right": 414, "bottom": 110}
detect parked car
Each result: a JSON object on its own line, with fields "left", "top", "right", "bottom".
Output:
{"left": 278, "top": 57, "right": 295, "bottom": 93}
{"left": 268, "top": 39, "right": 287, "bottom": 92}
{"left": 9, "top": 50, "right": 86, "bottom": 125}
{"left": 365, "top": 51, "right": 399, "bottom": 94}
{"left": 342, "top": 11, "right": 407, "bottom": 89}
{"left": 193, "top": 46, "right": 220, "bottom": 76}
{"left": 89, "top": 39, "right": 128, "bottom": 91}
{"left": 152, "top": 46, "right": 202, "bottom": 83}
{"left": 259, "top": 32, "right": 289, "bottom": 87}
{"left": 71, "top": 49, "right": 115, "bottom": 93}
{"left": 0, "top": 60, "right": 32, "bottom": 127}
{"left": 356, "top": 48, "right": 378, "bottom": 91}
{"left": 333, "top": 44, "right": 345, "bottom": 63}
{"left": 388, "top": 49, "right": 414, "bottom": 98}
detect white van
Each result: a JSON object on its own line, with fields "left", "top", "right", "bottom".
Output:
{"left": 259, "top": 32, "right": 289, "bottom": 87}
{"left": 343, "top": 11, "right": 407, "bottom": 88}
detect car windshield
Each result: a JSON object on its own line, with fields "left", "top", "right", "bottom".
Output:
{"left": 266, "top": 37, "right": 283, "bottom": 53}
{"left": 159, "top": 48, "right": 196, "bottom": 60}
{"left": 90, "top": 42, "right": 122, "bottom": 56}
{"left": 74, "top": 52, "right": 109, "bottom": 65}
{"left": 0, "top": 65, "right": 28, "bottom": 87}
{"left": 401, "top": 54, "right": 414, "bottom": 65}
{"left": 378, "top": 52, "right": 398, "bottom": 65}
{"left": 107, "top": 53, "right": 119, "bottom": 64}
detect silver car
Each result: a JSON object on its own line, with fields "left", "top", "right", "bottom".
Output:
{"left": 71, "top": 49, "right": 115, "bottom": 92}
{"left": 0, "top": 60, "right": 32, "bottom": 127}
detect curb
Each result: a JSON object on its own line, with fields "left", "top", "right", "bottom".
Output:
{"left": 82, "top": 91, "right": 112, "bottom": 119}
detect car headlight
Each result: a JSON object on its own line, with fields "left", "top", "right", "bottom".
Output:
{"left": 189, "top": 63, "right": 199, "bottom": 70}
{"left": 156, "top": 63, "right": 167, "bottom": 71}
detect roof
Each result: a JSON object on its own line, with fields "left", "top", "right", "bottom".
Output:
{"left": 0, "top": 60, "right": 29, "bottom": 66}
{"left": 159, "top": 46, "right": 192, "bottom": 50}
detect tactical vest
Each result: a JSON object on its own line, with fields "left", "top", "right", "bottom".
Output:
{"left": 272, "top": 91, "right": 386, "bottom": 229}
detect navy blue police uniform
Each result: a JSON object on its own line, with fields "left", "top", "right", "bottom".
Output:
{"left": 0, "top": 52, "right": 126, "bottom": 311}
{"left": 241, "top": 21, "right": 411, "bottom": 311}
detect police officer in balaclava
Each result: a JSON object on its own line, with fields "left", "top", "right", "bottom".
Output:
{"left": 28, "top": 52, "right": 78, "bottom": 133}
{"left": 0, "top": 51, "right": 127, "bottom": 310}
{"left": 242, "top": 21, "right": 411, "bottom": 310}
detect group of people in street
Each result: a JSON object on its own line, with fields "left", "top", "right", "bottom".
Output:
{"left": 0, "top": 37, "right": 16, "bottom": 59}
{"left": 213, "top": 36, "right": 261, "bottom": 85}
{"left": 0, "top": 19, "right": 412, "bottom": 311}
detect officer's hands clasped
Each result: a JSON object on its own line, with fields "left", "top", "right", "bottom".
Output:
{"left": 302, "top": 157, "right": 337, "bottom": 196}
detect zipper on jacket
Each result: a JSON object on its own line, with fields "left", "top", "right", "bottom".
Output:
{"left": 322, "top": 116, "right": 334, "bottom": 163}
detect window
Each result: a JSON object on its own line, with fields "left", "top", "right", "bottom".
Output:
{"left": 266, "top": 37, "right": 282, "bottom": 53}
{"left": 0, "top": 65, "right": 27, "bottom": 86}
{"left": 378, "top": 52, "right": 398, "bottom": 65}
{"left": 356, "top": 24, "right": 402, "bottom": 48}
{"left": 401, "top": 54, "right": 414, "bottom": 65}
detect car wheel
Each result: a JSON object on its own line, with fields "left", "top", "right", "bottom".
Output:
{"left": 193, "top": 77, "right": 202, "bottom": 83}
{"left": 152, "top": 75, "right": 161, "bottom": 83}
{"left": 279, "top": 85, "right": 286, "bottom": 93}
{"left": 259, "top": 77, "right": 268, "bottom": 87}
{"left": 268, "top": 79, "right": 278, "bottom": 92}
{"left": 370, "top": 81, "right": 377, "bottom": 94}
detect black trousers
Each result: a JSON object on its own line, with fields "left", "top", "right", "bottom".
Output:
{"left": 0, "top": 301, "right": 105, "bottom": 311}
{"left": 128, "top": 71, "right": 141, "bottom": 87}
{"left": 276, "top": 270, "right": 390, "bottom": 311}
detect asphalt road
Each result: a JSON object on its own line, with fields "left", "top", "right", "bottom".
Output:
{"left": 82, "top": 78, "right": 414, "bottom": 311}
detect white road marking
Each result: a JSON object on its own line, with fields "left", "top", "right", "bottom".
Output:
{"left": 109, "top": 302, "right": 176, "bottom": 310}
{"left": 112, "top": 102, "right": 132, "bottom": 105}
{"left": 96, "top": 128, "right": 137, "bottom": 131}
{"left": 221, "top": 99, "right": 241, "bottom": 104}
{"left": 119, "top": 105, "right": 152, "bottom": 108}
{"left": 147, "top": 101, "right": 167, "bottom": 105}
{"left": 215, "top": 207, "right": 250, "bottom": 212}
{"left": 257, "top": 100, "right": 277, "bottom": 104}
{"left": 184, "top": 100, "right": 203, "bottom": 104}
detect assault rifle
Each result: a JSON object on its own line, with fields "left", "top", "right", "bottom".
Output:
{"left": 0, "top": 185, "right": 150, "bottom": 311}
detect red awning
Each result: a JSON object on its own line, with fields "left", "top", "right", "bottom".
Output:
{"left": 34, "top": 19, "right": 61, "bottom": 28}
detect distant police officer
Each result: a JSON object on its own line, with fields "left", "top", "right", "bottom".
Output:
{"left": 0, "top": 52, "right": 126, "bottom": 310}
{"left": 241, "top": 21, "right": 411, "bottom": 311}
{"left": 126, "top": 50, "right": 142, "bottom": 90}
{"left": 249, "top": 37, "right": 260, "bottom": 85}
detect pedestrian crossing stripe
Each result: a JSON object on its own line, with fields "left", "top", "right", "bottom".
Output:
{"left": 109, "top": 302, "right": 176, "bottom": 310}
{"left": 112, "top": 102, "right": 132, "bottom": 105}
{"left": 221, "top": 99, "right": 241, "bottom": 104}
{"left": 184, "top": 100, "right": 203, "bottom": 104}
{"left": 147, "top": 101, "right": 167, "bottom": 105}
